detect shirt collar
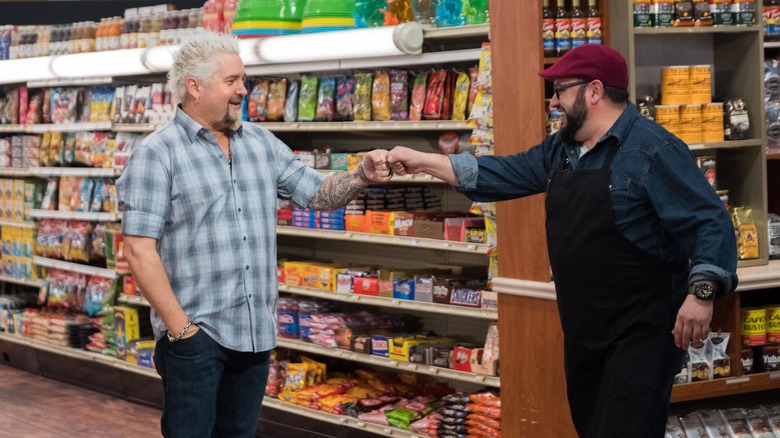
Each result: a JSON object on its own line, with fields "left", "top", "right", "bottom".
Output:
{"left": 173, "top": 105, "right": 244, "bottom": 142}
{"left": 597, "top": 101, "right": 639, "bottom": 145}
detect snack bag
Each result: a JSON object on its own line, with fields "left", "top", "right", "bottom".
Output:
{"left": 353, "top": 73, "right": 373, "bottom": 121}
{"left": 371, "top": 71, "right": 391, "bottom": 121}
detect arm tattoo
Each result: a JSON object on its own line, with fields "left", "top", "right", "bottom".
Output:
{"left": 308, "top": 169, "right": 366, "bottom": 211}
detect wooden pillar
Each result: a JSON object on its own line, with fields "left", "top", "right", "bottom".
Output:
{"left": 489, "top": 0, "right": 576, "bottom": 436}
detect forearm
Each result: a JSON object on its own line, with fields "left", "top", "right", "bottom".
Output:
{"left": 124, "top": 238, "right": 189, "bottom": 332}
{"left": 423, "top": 154, "right": 459, "bottom": 186}
{"left": 307, "top": 165, "right": 369, "bottom": 211}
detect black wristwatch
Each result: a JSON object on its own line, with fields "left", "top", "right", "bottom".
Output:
{"left": 688, "top": 282, "right": 716, "bottom": 301}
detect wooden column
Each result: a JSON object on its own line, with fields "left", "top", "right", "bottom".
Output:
{"left": 489, "top": 1, "right": 576, "bottom": 436}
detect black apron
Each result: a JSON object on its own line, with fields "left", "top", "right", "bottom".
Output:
{"left": 546, "top": 143, "right": 683, "bottom": 438}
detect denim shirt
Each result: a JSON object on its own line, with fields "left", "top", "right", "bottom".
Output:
{"left": 450, "top": 102, "right": 738, "bottom": 296}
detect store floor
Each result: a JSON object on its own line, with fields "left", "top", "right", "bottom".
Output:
{"left": 0, "top": 363, "right": 161, "bottom": 437}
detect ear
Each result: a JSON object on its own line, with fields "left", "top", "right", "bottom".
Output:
{"left": 589, "top": 80, "right": 606, "bottom": 104}
{"left": 185, "top": 77, "right": 200, "bottom": 101}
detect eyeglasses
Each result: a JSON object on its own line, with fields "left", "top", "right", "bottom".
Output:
{"left": 553, "top": 80, "right": 590, "bottom": 99}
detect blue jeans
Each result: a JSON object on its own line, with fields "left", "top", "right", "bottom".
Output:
{"left": 154, "top": 329, "right": 271, "bottom": 438}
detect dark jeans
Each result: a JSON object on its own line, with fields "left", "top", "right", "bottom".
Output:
{"left": 154, "top": 329, "right": 271, "bottom": 438}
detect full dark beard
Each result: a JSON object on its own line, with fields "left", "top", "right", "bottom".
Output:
{"left": 559, "top": 87, "right": 588, "bottom": 143}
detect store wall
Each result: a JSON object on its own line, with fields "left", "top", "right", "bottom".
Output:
{"left": 0, "top": 1, "right": 206, "bottom": 25}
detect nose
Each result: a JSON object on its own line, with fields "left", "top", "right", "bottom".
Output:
{"left": 550, "top": 93, "right": 560, "bottom": 110}
{"left": 237, "top": 81, "right": 248, "bottom": 97}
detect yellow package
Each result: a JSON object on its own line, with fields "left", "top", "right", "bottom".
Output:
{"left": 283, "top": 363, "right": 308, "bottom": 393}
{"left": 371, "top": 71, "right": 391, "bottom": 121}
{"left": 731, "top": 206, "right": 759, "bottom": 260}
{"left": 452, "top": 71, "right": 470, "bottom": 121}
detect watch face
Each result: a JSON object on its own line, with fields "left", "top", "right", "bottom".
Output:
{"left": 692, "top": 283, "right": 715, "bottom": 300}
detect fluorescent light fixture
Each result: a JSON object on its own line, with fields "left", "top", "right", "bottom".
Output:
{"left": 51, "top": 48, "right": 148, "bottom": 78}
{"left": 143, "top": 45, "right": 180, "bottom": 72}
{"left": 0, "top": 56, "right": 57, "bottom": 85}
{"left": 246, "top": 22, "right": 423, "bottom": 65}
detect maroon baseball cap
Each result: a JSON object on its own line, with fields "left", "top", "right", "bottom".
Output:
{"left": 539, "top": 44, "right": 628, "bottom": 90}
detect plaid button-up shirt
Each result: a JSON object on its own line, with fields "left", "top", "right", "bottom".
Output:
{"left": 117, "top": 107, "right": 324, "bottom": 352}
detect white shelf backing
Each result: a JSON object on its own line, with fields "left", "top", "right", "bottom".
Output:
{"left": 32, "top": 256, "right": 116, "bottom": 279}
{"left": 279, "top": 284, "right": 497, "bottom": 320}
{"left": 29, "top": 209, "right": 120, "bottom": 222}
{"left": 28, "top": 167, "right": 121, "bottom": 177}
{"left": 0, "top": 219, "right": 38, "bottom": 229}
{"left": 0, "top": 274, "right": 44, "bottom": 288}
{"left": 263, "top": 398, "right": 423, "bottom": 438}
{"left": 275, "top": 337, "right": 499, "bottom": 387}
{"left": 24, "top": 122, "right": 112, "bottom": 133}
{"left": 0, "top": 331, "right": 158, "bottom": 378}
{"left": 277, "top": 226, "right": 487, "bottom": 254}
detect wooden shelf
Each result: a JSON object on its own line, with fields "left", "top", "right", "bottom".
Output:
{"left": 736, "top": 259, "right": 780, "bottom": 292}
{"left": 25, "top": 122, "right": 112, "bottom": 133}
{"left": 671, "top": 371, "right": 780, "bottom": 403}
{"left": 634, "top": 26, "right": 761, "bottom": 36}
{"left": 687, "top": 139, "right": 764, "bottom": 151}
{"left": 768, "top": 153, "right": 780, "bottom": 160}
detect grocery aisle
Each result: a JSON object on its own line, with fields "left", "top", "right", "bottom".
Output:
{"left": 0, "top": 363, "right": 161, "bottom": 437}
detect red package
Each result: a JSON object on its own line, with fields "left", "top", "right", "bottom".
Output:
{"left": 423, "top": 70, "right": 446, "bottom": 120}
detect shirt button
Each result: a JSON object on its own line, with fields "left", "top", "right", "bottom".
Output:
{"left": 233, "top": 179, "right": 236, "bottom": 184}
{"left": 245, "top": 265, "right": 250, "bottom": 270}
{"left": 243, "top": 236, "right": 247, "bottom": 241}
{"left": 238, "top": 207, "right": 242, "bottom": 212}
{"left": 248, "top": 294, "right": 252, "bottom": 298}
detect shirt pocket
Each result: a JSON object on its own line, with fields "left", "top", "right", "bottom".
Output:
{"left": 609, "top": 174, "right": 632, "bottom": 221}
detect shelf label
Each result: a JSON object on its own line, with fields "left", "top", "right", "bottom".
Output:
{"left": 770, "top": 372, "right": 780, "bottom": 380}
{"left": 726, "top": 377, "right": 750, "bottom": 385}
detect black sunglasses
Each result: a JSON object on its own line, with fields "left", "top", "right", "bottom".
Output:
{"left": 553, "top": 80, "right": 590, "bottom": 99}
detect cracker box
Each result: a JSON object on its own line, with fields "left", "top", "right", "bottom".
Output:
{"left": 378, "top": 269, "right": 407, "bottom": 298}
{"left": 114, "top": 306, "right": 140, "bottom": 361}
{"left": 329, "top": 153, "right": 349, "bottom": 171}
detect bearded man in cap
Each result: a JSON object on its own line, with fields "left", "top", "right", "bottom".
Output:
{"left": 386, "top": 44, "right": 738, "bottom": 437}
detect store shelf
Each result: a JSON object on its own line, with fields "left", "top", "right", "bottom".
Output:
{"left": 27, "top": 76, "right": 113, "bottom": 88}
{"left": 263, "top": 398, "right": 423, "bottom": 438}
{"left": 277, "top": 225, "right": 487, "bottom": 253}
{"left": 117, "top": 294, "right": 150, "bottom": 307}
{"left": 279, "top": 284, "right": 497, "bottom": 320}
{"left": 32, "top": 256, "right": 116, "bottom": 279}
{"left": 24, "top": 122, "right": 112, "bottom": 133}
{"left": 0, "top": 274, "right": 44, "bottom": 288}
{"left": 423, "top": 24, "right": 490, "bottom": 41}
{"left": 634, "top": 26, "right": 761, "bottom": 36}
{"left": 340, "top": 48, "right": 482, "bottom": 70}
{"left": 112, "top": 123, "right": 163, "bottom": 132}
{"left": 29, "top": 209, "right": 120, "bottom": 222}
{"left": 735, "top": 259, "right": 780, "bottom": 291}
{"left": 687, "top": 139, "right": 764, "bottom": 151}
{"left": 28, "top": 167, "right": 121, "bottom": 177}
{"left": 0, "top": 124, "right": 25, "bottom": 133}
{"left": 0, "top": 331, "right": 158, "bottom": 378}
{"left": 0, "top": 168, "right": 33, "bottom": 177}
{"left": 764, "top": 42, "right": 780, "bottom": 49}
{"left": 0, "top": 219, "right": 38, "bottom": 229}
{"left": 276, "top": 337, "right": 500, "bottom": 387}
{"left": 257, "top": 120, "right": 471, "bottom": 132}
{"left": 543, "top": 57, "right": 560, "bottom": 65}
{"left": 671, "top": 371, "right": 780, "bottom": 403}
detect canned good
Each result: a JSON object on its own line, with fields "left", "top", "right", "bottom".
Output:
{"left": 698, "top": 155, "right": 717, "bottom": 190}
{"left": 742, "top": 307, "right": 767, "bottom": 346}
{"left": 661, "top": 66, "right": 691, "bottom": 105}
{"left": 767, "top": 305, "right": 780, "bottom": 343}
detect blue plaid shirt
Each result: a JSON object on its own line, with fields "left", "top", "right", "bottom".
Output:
{"left": 117, "top": 107, "right": 325, "bottom": 352}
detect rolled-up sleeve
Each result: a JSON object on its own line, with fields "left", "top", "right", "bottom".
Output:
{"left": 117, "top": 145, "right": 171, "bottom": 239}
